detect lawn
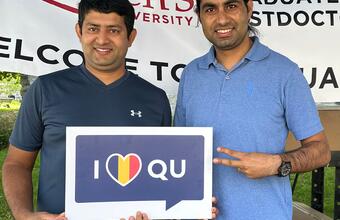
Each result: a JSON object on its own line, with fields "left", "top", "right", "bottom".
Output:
{"left": 0, "top": 148, "right": 11, "bottom": 220}
{"left": 290, "top": 168, "right": 335, "bottom": 218}
{"left": 0, "top": 100, "right": 21, "bottom": 111}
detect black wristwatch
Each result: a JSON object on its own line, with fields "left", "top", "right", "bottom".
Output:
{"left": 278, "top": 161, "right": 292, "bottom": 177}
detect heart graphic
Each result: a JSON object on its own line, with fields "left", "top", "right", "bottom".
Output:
{"left": 105, "top": 153, "right": 142, "bottom": 187}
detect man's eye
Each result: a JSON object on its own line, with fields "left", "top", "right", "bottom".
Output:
{"left": 110, "top": 29, "right": 120, "bottom": 33}
{"left": 88, "top": 27, "right": 97, "bottom": 32}
{"left": 226, "top": 4, "right": 237, "bottom": 10}
{"left": 205, "top": 7, "right": 215, "bottom": 13}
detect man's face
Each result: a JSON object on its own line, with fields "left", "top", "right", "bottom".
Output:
{"left": 198, "top": 0, "right": 252, "bottom": 51}
{"left": 76, "top": 10, "right": 136, "bottom": 75}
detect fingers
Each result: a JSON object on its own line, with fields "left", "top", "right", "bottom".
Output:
{"left": 142, "top": 213, "right": 148, "bottom": 220}
{"left": 213, "top": 147, "right": 247, "bottom": 168}
{"left": 31, "top": 212, "right": 66, "bottom": 220}
{"left": 212, "top": 196, "right": 217, "bottom": 205}
{"left": 217, "top": 147, "right": 245, "bottom": 159}
{"left": 213, "top": 157, "right": 243, "bottom": 168}
{"left": 132, "top": 211, "right": 148, "bottom": 220}
{"left": 56, "top": 212, "right": 67, "bottom": 220}
{"left": 120, "top": 211, "right": 148, "bottom": 220}
{"left": 211, "top": 196, "right": 219, "bottom": 219}
{"left": 212, "top": 206, "right": 219, "bottom": 219}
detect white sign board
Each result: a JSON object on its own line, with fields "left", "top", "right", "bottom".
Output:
{"left": 65, "top": 126, "right": 213, "bottom": 220}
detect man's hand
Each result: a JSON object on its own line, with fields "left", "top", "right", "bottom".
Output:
{"left": 211, "top": 196, "right": 218, "bottom": 219}
{"left": 26, "top": 212, "right": 67, "bottom": 220}
{"left": 213, "top": 147, "right": 282, "bottom": 179}
{"left": 120, "top": 211, "right": 148, "bottom": 220}
{"left": 202, "top": 196, "right": 218, "bottom": 220}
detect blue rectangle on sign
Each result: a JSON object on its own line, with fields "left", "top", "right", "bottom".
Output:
{"left": 75, "top": 135, "right": 204, "bottom": 210}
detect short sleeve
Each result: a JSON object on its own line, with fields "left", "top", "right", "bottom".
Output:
{"left": 284, "top": 65, "right": 323, "bottom": 140}
{"left": 10, "top": 78, "right": 44, "bottom": 151}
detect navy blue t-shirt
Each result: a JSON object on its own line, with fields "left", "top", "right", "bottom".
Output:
{"left": 10, "top": 65, "right": 171, "bottom": 213}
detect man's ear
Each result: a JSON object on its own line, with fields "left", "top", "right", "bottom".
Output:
{"left": 128, "top": 29, "right": 137, "bottom": 47}
{"left": 247, "top": 0, "right": 253, "bottom": 19}
{"left": 75, "top": 23, "right": 82, "bottom": 39}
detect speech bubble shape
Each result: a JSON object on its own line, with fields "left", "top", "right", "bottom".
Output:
{"left": 75, "top": 135, "right": 204, "bottom": 210}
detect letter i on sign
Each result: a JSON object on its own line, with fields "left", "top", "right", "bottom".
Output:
{"left": 94, "top": 160, "right": 99, "bottom": 179}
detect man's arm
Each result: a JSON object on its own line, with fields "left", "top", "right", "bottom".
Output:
{"left": 2, "top": 145, "right": 67, "bottom": 220}
{"left": 2, "top": 144, "right": 38, "bottom": 219}
{"left": 213, "top": 131, "right": 331, "bottom": 179}
{"left": 281, "top": 131, "right": 331, "bottom": 173}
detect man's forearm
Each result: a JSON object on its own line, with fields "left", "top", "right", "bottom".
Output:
{"left": 281, "top": 140, "right": 331, "bottom": 173}
{"left": 2, "top": 162, "right": 35, "bottom": 220}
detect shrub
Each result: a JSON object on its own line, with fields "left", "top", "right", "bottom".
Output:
{"left": 0, "top": 110, "right": 18, "bottom": 149}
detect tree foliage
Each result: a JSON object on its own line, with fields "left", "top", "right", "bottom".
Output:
{"left": 0, "top": 71, "right": 21, "bottom": 96}
{"left": 0, "top": 71, "right": 20, "bottom": 81}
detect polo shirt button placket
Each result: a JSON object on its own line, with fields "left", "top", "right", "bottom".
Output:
{"left": 221, "top": 67, "right": 230, "bottom": 80}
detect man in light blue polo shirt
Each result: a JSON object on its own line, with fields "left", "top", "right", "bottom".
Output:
{"left": 174, "top": 0, "right": 331, "bottom": 219}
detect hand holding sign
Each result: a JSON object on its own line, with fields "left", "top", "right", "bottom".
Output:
{"left": 120, "top": 211, "right": 148, "bottom": 220}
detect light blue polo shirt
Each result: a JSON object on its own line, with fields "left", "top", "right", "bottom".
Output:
{"left": 174, "top": 37, "right": 323, "bottom": 220}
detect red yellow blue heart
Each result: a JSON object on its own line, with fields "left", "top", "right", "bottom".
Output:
{"left": 106, "top": 153, "right": 142, "bottom": 187}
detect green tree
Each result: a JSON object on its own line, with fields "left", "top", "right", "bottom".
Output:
{"left": 0, "top": 72, "right": 21, "bottom": 96}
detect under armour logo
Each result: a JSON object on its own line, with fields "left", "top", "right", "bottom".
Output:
{"left": 130, "top": 110, "right": 142, "bottom": 118}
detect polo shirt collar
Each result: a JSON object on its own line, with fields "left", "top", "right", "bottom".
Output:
{"left": 245, "top": 37, "right": 270, "bottom": 62}
{"left": 199, "top": 36, "right": 270, "bottom": 69}
{"left": 199, "top": 47, "right": 216, "bottom": 69}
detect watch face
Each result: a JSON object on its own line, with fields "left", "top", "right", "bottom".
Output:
{"left": 279, "top": 161, "right": 291, "bottom": 177}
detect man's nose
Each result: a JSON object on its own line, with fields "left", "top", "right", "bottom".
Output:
{"left": 96, "top": 30, "right": 110, "bottom": 44}
{"left": 216, "top": 10, "right": 230, "bottom": 25}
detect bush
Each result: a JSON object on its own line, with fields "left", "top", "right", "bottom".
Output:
{"left": 0, "top": 110, "right": 18, "bottom": 149}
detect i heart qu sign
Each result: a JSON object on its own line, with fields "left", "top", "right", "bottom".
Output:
{"left": 105, "top": 153, "right": 142, "bottom": 187}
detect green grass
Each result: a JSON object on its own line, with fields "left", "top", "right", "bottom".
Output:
{"left": 0, "top": 101, "right": 21, "bottom": 111}
{"left": 0, "top": 148, "right": 11, "bottom": 220}
{"left": 291, "top": 168, "right": 335, "bottom": 218}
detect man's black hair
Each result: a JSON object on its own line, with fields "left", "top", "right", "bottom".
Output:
{"left": 78, "top": 0, "right": 135, "bottom": 37}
